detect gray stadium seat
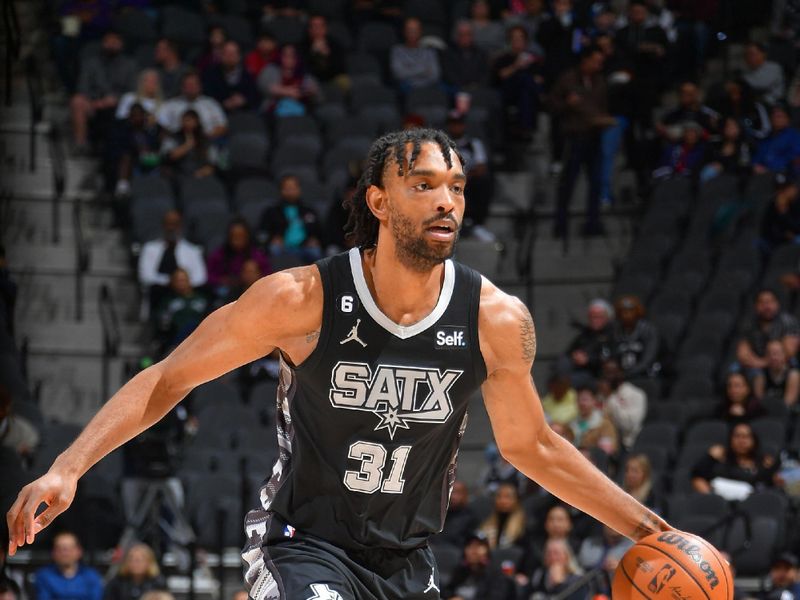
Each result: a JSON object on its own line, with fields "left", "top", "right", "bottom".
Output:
{"left": 633, "top": 422, "right": 679, "bottom": 455}
{"left": 684, "top": 420, "right": 729, "bottom": 446}
{"left": 234, "top": 177, "right": 279, "bottom": 210}
{"left": 347, "top": 53, "right": 383, "bottom": 84}
{"left": 113, "top": 10, "right": 157, "bottom": 46}
{"left": 675, "top": 442, "right": 714, "bottom": 470}
{"left": 749, "top": 417, "right": 787, "bottom": 447}
{"left": 271, "top": 145, "right": 320, "bottom": 176}
{"left": 671, "top": 515, "right": 724, "bottom": 548}
{"left": 350, "top": 81, "right": 397, "bottom": 113}
{"left": 229, "top": 133, "right": 269, "bottom": 175}
{"left": 191, "top": 379, "right": 243, "bottom": 412}
{"left": 228, "top": 111, "right": 266, "bottom": 135}
{"left": 263, "top": 15, "right": 306, "bottom": 46}
{"left": 192, "top": 494, "right": 245, "bottom": 548}
{"left": 180, "top": 175, "right": 228, "bottom": 205}
{"left": 217, "top": 14, "right": 254, "bottom": 48}
{"left": 357, "top": 21, "right": 398, "bottom": 55}
{"left": 274, "top": 115, "right": 320, "bottom": 141}
{"left": 667, "top": 492, "right": 728, "bottom": 520}
{"left": 238, "top": 200, "right": 269, "bottom": 231}
{"left": 326, "top": 116, "right": 379, "bottom": 145}
{"left": 161, "top": 5, "right": 206, "bottom": 46}
{"left": 185, "top": 201, "right": 230, "bottom": 249}
{"left": 315, "top": 102, "right": 348, "bottom": 130}
{"left": 725, "top": 516, "right": 779, "bottom": 576}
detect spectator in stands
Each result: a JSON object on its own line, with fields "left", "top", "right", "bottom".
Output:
{"left": 743, "top": 42, "right": 786, "bottom": 107}
{"left": 761, "top": 178, "right": 800, "bottom": 252}
{"left": 303, "top": 15, "right": 347, "bottom": 90}
{"left": 569, "top": 384, "right": 618, "bottom": 455}
{"left": 138, "top": 209, "right": 207, "bottom": 314}
{"left": 154, "top": 39, "right": 189, "bottom": 100}
{"left": 445, "top": 111, "right": 495, "bottom": 241}
{"left": 753, "top": 104, "right": 800, "bottom": 178}
{"left": 708, "top": 78, "right": 771, "bottom": 142}
{"left": 259, "top": 174, "right": 323, "bottom": 263}
{"left": 493, "top": 25, "right": 542, "bottom": 140}
{"left": 753, "top": 339, "right": 800, "bottom": 407}
{"left": 196, "top": 25, "right": 227, "bottom": 75}
{"left": 717, "top": 372, "right": 766, "bottom": 424}
{"left": 51, "top": 0, "right": 113, "bottom": 94}
{"left": 245, "top": 32, "right": 279, "bottom": 79}
{"left": 0, "top": 385, "right": 39, "bottom": 459}
{"left": 577, "top": 525, "right": 633, "bottom": 593}
{"left": 442, "top": 532, "right": 517, "bottom": 600}
{"left": 736, "top": 288, "right": 800, "bottom": 373}
{"left": 443, "top": 20, "right": 491, "bottom": 94}
{"left": 525, "top": 539, "right": 588, "bottom": 600}
{"left": 518, "top": 504, "right": 580, "bottom": 581}
{"left": 469, "top": 0, "right": 506, "bottom": 56}
{"left": 621, "top": 454, "right": 659, "bottom": 510}
{"left": 438, "top": 480, "right": 479, "bottom": 548}
{"left": 206, "top": 218, "right": 271, "bottom": 301}
{"left": 157, "top": 72, "right": 228, "bottom": 140}
{"left": 70, "top": 29, "right": 137, "bottom": 152}
{"left": 616, "top": 0, "right": 670, "bottom": 175}
{"left": 656, "top": 81, "right": 720, "bottom": 141}
{"left": 160, "top": 109, "right": 219, "bottom": 180}
{"left": 258, "top": 44, "right": 320, "bottom": 117}
{"left": 478, "top": 482, "right": 527, "bottom": 550}
{"left": 551, "top": 46, "right": 613, "bottom": 237}
{"left": 102, "top": 543, "right": 165, "bottom": 600}
{"left": 202, "top": 41, "right": 259, "bottom": 114}
{"left": 35, "top": 532, "right": 103, "bottom": 600}
{"left": 537, "top": 0, "right": 581, "bottom": 89}
{"left": 700, "top": 117, "right": 753, "bottom": 183}
{"left": 597, "top": 359, "right": 647, "bottom": 450}
{"left": 760, "top": 553, "right": 800, "bottom": 600}
{"left": 116, "top": 69, "right": 163, "bottom": 121}
{"left": 691, "top": 422, "right": 782, "bottom": 497}
{"left": 390, "top": 17, "right": 441, "bottom": 92}
{"left": 505, "top": 0, "right": 547, "bottom": 41}
{"left": 111, "top": 103, "right": 162, "bottom": 199}
{"left": 153, "top": 268, "right": 210, "bottom": 355}
{"left": 611, "top": 295, "right": 660, "bottom": 378}
{"left": 481, "top": 443, "right": 527, "bottom": 495}
{"left": 653, "top": 121, "right": 707, "bottom": 180}
{"left": 542, "top": 372, "right": 578, "bottom": 426}
{"left": 563, "top": 298, "right": 615, "bottom": 382}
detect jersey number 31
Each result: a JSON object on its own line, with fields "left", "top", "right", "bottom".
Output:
{"left": 343, "top": 442, "right": 411, "bottom": 494}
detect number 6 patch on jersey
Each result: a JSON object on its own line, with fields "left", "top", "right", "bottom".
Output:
{"left": 337, "top": 294, "right": 359, "bottom": 314}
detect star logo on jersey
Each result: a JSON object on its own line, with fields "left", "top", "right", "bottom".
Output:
{"left": 306, "top": 584, "right": 343, "bottom": 600}
{"left": 329, "top": 362, "right": 462, "bottom": 439}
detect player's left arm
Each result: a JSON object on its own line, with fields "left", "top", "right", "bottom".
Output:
{"left": 478, "top": 281, "right": 671, "bottom": 541}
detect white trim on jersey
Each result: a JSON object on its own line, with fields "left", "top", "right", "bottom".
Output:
{"left": 348, "top": 247, "right": 455, "bottom": 340}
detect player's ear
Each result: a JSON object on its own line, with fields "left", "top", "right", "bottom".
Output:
{"left": 365, "top": 184, "right": 388, "bottom": 222}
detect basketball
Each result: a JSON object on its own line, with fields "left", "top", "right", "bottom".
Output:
{"left": 613, "top": 531, "right": 733, "bottom": 600}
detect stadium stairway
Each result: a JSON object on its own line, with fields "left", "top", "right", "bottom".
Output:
{"left": 2, "top": 1, "right": 146, "bottom": 426}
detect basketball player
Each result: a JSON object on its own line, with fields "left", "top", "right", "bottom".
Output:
{"left": 7, "top": 129, "right": 670, "bottom": 599}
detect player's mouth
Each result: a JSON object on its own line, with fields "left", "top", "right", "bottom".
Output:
{"left": 425, "top": 220, "right": 457, "bottom": 241}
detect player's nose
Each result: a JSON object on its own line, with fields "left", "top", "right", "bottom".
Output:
{"left": 433, "top": 185, "right": 456, "bottom": 213}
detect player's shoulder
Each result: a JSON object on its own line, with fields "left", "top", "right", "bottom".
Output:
{"left": 247, "top": 264, "right": 322, "bottom": 307}
{"left": 477, "top": 276, "right": 536, "bottom": 369}
{"left": 478, "top": 276, "right": 532, "bottom": 328}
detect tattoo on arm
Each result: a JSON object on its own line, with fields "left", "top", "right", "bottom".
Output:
{"left": 305, "top": 330, "right": 320, "bottom": 343}
{"left": 520, "top": 308, "right": 536, "bottom": 362}
{"left": 630, "top": 512, "right": 665, "bottom": 541}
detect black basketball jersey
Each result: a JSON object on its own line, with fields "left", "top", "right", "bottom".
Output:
{"left": 243, "top": 247, "right": 486, "bottom": 568}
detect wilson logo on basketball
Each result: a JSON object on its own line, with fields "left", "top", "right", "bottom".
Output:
{"left": 656, "top": 533, "right": 720, "bottom": 589}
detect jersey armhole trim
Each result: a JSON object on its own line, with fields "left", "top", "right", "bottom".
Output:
{"left": 293, "top": 259, "right": 334, "bottom": 374}
{"left": 468, "top": 267, "right": 488, "bottom": 385}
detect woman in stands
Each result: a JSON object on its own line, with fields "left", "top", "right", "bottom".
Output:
{"left": 206, "top": 218, "right": 271, "bottom": 304}
{"left": 524, "top": 538, "right": 589, "bottom": 600}
{"left": 622, "top": 454, "right": 661, "bottom": 512}
{"left": 691, "top": 422, "right": 782, "bottom": 497}
{"left": 116, "top": 69, "right": 164, "bottom": 121}
{"left": 716, "top": 371, "right": 766, "bottom": 424}
{"left": 516, "top": 503, "right": 582, "bottom": 587}
{"left": 103, "top": 543, "right": 165, "bottom": 600}
{"left": 478, "top": 482, "right": 527, "bottom": 550}
{"left": 161, "top": 109, "right": 219, "bottom": 180}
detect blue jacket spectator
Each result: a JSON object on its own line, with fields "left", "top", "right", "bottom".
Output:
{"left": 35, "top": 532, "right": 103, "bottom": 600}
{"left": 754, "top": 105, "right": 800, "bottom": 177}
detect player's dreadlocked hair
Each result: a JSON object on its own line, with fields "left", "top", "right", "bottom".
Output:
{"left": 343, "top": 128, "right": 464, "bottom": 248}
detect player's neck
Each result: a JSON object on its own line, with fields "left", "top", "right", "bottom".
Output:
{"left": 361, "top": 246, "right": 446, "bottom": 326}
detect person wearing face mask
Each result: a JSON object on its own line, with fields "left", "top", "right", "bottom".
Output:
{"left": 70, "top": 30, "right": 137, "bottom": 153}
{"left": 597, "top": 359, "right": 647, "bottom": 450}
{"left": 137, "top": 210, "right": 207, "bottom": 317}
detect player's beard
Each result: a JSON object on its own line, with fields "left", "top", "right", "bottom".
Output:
{"left": 389, "top": 207, "right": 459, "bottom": 273}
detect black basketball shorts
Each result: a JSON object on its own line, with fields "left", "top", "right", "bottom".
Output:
{"left": 245, "top": 513, "right": 442, "bottom": 600}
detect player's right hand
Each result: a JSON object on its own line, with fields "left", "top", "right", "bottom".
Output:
{"left": 6, "top": 470, "right": 78, "bottom": 555}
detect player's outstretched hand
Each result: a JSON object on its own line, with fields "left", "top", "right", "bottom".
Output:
{"left": 6, "top": 470, "right": 78, "bottom": 555}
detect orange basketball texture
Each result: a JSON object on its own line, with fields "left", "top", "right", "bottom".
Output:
{"left": 612, "top": 531, "right": 733, "bottom": 599}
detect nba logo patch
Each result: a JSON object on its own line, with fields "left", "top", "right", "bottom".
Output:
{"left": 283, "top": 525, "right": 296, "bottom": 538}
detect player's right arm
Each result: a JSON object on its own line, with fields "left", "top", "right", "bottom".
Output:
{"left": 6, "top": 266, "right": 322, "bottom": 555}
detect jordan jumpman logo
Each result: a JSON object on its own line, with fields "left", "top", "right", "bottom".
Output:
{"left": 423, "top": 571, "right": 440, "bottom": 594}
{"left": 340, "top": 319, "right": 367, "bottom": 347}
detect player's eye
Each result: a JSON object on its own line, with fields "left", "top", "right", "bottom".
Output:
{"left": 450, "top": 184, "right": 464, "bottom": 194}
{"left": 413, "top": 182, "right": 431, "bottom": 191}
